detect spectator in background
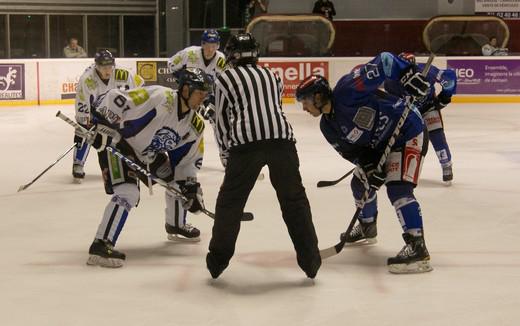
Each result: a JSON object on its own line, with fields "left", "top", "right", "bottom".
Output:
{"left": 244, "top": 0, "right": 269, "bottom": 25}
{"left": 63, "top": 37, "right": 87, "bottom": 58}
{"left": 313, "top": 0, "right": 336, "bottom": 21}
{"left": 482, "top": 36, "right": 508, "bottom": 56}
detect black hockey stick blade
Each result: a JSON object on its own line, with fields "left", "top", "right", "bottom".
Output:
{"left": 317, "top": 168, "right": 355, "bottom": 188}
{"left": 204, "top": 209, "right": 254, "bottom": 221}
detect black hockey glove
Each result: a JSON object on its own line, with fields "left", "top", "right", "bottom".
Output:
{"left": 149, "top": 152, "right": 174, "bottom": 183}
{"left": 84, "top": 124, "right": 121, "bottom": 152}
{"left": 179, "top": 181, "right": 204, "bottom": 214}
{"left": 360, "top": 162, "right": 386, "bottom": 190}
{"left": 400, "top": 66, "right": 430, "bottom": 99}
{"left": 434, "top": 93, "right": 451, "bottom": 110}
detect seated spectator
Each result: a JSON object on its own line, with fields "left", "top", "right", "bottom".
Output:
{"left": 313, "top": 0, "right": 336, "bottom": 21}
{"left": 481, "top": 36, "right": 508, "bottom": 56}
{"left": 244, "top": 0, "right": 269, "bottom": 25}
{"left": 63, "top": 37, "right": 87, "bottom": 58}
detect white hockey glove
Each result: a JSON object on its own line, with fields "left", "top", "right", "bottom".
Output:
{"left": 199, "top": 103, "right": 216, "bottom": 123}
{"left": 179, "top": 181, "right": 204, "bottom": 214}
{"left": 219, "top": 150, "right": 229, "bottom": 168}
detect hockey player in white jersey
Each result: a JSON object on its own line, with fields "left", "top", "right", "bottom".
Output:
{"left": 80, "top": 68, "right": 212, "bottom": 268}
{"left": 72, "top": 49, "right": 144, "bottom": 183}
{"left": 168, "top": 30, "right": 227, "bottom": 165}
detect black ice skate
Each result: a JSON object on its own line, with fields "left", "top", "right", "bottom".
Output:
{"left": 72, "top": 164, "right": 85, "bottom": 184}
{"left": 341, "top": 220, "right": 377, "bottom": 246}
{"left": 165, "top": 223, "right": 201, "bottom": 242}
{"left": 442, "top": 163, "right": 453, "bottom": 184}
{"left": 387, "top": 233, "right": 433, "bottom": 274}
{"left": 86, "top": 239, "right": 126, "bottom": 268}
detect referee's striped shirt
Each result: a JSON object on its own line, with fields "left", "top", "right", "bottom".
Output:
{"left": 214, "top": 64, "right": 295, "bottom": 153}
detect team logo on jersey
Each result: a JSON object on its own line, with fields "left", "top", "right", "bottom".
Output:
{"left": 85, "top": 77, "right": 97, "bottom": 91}
{"left": 115, "top": 69, "right": 129, "bottom": 82}
{"left": 187, "top": 51, "right": 198, "bottom": 64}
{"left": 143, "top": 127, "right": 181, "bottom": 156}
{"left": 353, "top": 106, "right": 376, "bottom": 130}
{"left": 217, "top": 57, "right": 226, "bottom": 69}
{"left": 190, "top": 113, "right": 205, "bottom": 135}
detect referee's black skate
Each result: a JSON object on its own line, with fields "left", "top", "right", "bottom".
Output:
{"left": 387, "top": 233, "right": 433, "bottom": 274}
{"left": 165, "top": 223, "right": 201, "bottom": 242}
{"left": 341, "top": 220, "right": 377, "bottom": 246}
{"left": 86, "top": 239, "right": 126, "bottom": 268}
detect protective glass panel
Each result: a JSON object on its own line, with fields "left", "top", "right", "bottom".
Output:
{"left": 87, "top": 16, "right": 120, "bottom": 57}
{"left": 124, "top": 16, "right": 155, "bottom": 57}
{"left": 10, "top": 15, "right": 45, "bottom": 58}
{"left": 50, "top": 15, "right": 84, "bottom": 58}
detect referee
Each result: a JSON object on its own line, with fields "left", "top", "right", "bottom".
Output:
{"left": 206, "top": 33, "right": 321, "bottom": 279}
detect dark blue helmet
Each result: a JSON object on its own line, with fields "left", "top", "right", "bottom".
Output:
{"left": 94, "top": 49, "right": 115, "bottom": 66}
{"left": 224, "top": 33, "right": 259, "bottom": 66}
{"left": 201, "top": 29, "right": 220, "bottom": 44}
{"left": 295, "top": 75, "right": 332, "bottom": 102}
{"left": 178, "top": 67, "right": 213, "bottom": 95}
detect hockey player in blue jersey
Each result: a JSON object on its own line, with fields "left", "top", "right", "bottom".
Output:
{"left": 296, "top": 52, "right": 433, "bottom": 273}
{"left": 384, "top": 52, "right": 457, "bottom": 183}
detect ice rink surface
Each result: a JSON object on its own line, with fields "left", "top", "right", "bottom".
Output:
{"left": 1, "top": 103, "right": 519, "bottom": 325}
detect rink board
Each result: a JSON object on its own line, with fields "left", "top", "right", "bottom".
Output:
{"left": 1, "top": 56, "right": 520, "bottom": 106}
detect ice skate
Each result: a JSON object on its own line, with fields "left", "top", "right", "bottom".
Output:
{"left": 72, "top": 164, "right": 85, "bottom": 184}
{"left": 341, "top": 220, "right": 377, "bottom": 246}
{"left": 442, "top": 163, "right": 453, "bottom": 185}
{"left": 165, "top": 223, "right": 201, "bottom": 242}
{"left": 387, "top": 233, "right": 433, "bottom": 274}
{"left": 86, "top": 239, "right": 126, "bottom": 268}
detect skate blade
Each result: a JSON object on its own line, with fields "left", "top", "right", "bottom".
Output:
{"left": 443, "top": 180, "right": 452, "bottom": 186}
{"left": 86, "top": 255, "right": 124, "bottom": 268}
{"left": 344, "top": 237, "right": 377, "bottom": 247}
{"left": 388, "top": 260, "right": 433, "bottom": 274}
{"left": 167, "top": 234, "right": 201, "bottom": 243}
{"left": 73, "top": 177, "right": 83, "bottom": 184}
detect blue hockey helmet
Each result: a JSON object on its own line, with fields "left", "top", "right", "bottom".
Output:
{"left": 295, "top": 75, "right": 332, "bottom": 102}
{"left": 398, "top": 52, "right": 416, "bottom": 65}
{"left": 94, "top": 49, "right": 115, "bottom": 66}
{"left": 201, "top": 29, "right": 220, "bottom": 44}
{"left": 178, "top": 67, "right": 213, "bottom": 96}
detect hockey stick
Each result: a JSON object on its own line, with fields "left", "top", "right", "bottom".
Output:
{"left": 320, "top": 54, "right": 435, "bottom": 259}
{"left": 17, "top": 143, "right": 77, "bottom": 192}
{"left": 317, "top": 168, "right": 355, "bottom": 188}
{"left": 56, "top": 111, "right": 254, "bottom": 222}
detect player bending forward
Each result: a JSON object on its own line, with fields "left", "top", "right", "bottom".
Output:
{"left": 79, "top": 68, "right": 212, "bottom": 268}
{"left": 296, "top": 52, "right": 433, "bottom": 274}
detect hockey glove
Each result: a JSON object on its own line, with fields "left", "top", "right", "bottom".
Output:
{"left": 434, "top": 93, "right": 451, "bottom": 110}
{"left": 360, "top": 162, "right": 386, "bottom": 190}
{"left": 219, "top": 150, "right": 229, "bottom": 168}
{"left": 85, "top": 124, "right": 121, "bottom": 152}
{"left": 400, "top": 67, "right": 430, "bottom": 99}
{"left": 199, "top": 103, "right": 216, "bottom": 123}
{"left": 179, "top": 181, "right": 204, "bottom": 214}
{"left": 149, "top": 152, "right": 174, "bottom": 183}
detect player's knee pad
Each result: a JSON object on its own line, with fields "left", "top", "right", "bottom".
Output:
{"left": 112, "top": 183, "right": 140, "bottom": 209}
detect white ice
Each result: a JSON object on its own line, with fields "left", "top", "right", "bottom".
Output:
{"left": 1, "top": 103, "right": 519, "bottom": 326}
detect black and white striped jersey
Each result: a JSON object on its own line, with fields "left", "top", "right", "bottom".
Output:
{"left": 214, "top": 64, "right": 295, "bottom": 153}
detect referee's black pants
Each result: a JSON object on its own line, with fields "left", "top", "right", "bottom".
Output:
{"left": 207, "top": 139, "right": 321, "bottom": 278}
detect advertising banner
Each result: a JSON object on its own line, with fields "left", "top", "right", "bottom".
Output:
{"left": 0, "top": 64, "right": 25, "bottom": 100}
{"left": 447, "top": 59, "right": 520, "bottom": 94}
{"left": 475, "top": 0, "right": 520, "bottom": 18}
{"left": 136, "top": 60, "right": 176, "bottom": 88}
{"left": 258, "top": 60, "right": 328, "bottom": 98}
